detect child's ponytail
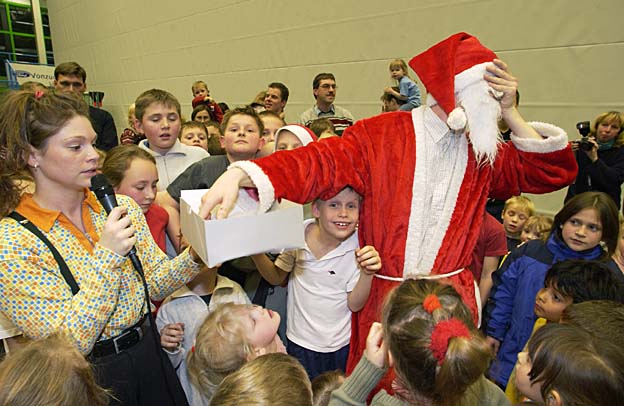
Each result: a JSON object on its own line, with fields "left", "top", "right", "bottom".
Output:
{"left": 434, "top": 324, "right": 493, "bottom": 405}
{"left": 382, "top": 280, "right": 492, "bottom": 406}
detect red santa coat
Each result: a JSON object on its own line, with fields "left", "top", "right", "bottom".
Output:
{"left": 234, "top": 108, "right": 576, "bottom": 386}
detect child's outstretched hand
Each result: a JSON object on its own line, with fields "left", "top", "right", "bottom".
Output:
{"left": 356, "top": 245, "right": 381, "bottom": 275}
{"left": 364, "top": 322, "right": 388, "bottom": 369}
{"left": 160, "top": 322, "right": 184, "bottom": 351}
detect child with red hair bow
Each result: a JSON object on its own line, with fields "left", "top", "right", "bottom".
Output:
{"left": 329, "top": 279, "right": 509, "bottom": 406}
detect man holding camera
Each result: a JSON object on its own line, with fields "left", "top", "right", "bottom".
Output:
{"left": 565, "top": 111, "right": 624, "bottom": 210}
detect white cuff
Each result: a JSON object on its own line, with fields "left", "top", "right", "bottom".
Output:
{"left": 163, "top": 347, "right": 181, "bottom": 355}
{"left": 510, "top": 122, "right": 568, "bottom": 153}
{"left": 228, "top": 161, "right": 275, "bottom": 213}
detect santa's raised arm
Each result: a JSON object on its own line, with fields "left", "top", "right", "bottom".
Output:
{"left": 199, "top": 32, "right": 577, "bottom": 388}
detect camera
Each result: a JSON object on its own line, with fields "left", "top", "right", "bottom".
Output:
{"left": 576, "top": 121, "right": 591, "bottom": 136}
{"left": 576, "top": 121, "right": 593, "bottom": 151}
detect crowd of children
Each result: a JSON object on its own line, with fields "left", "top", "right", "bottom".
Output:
{"left": 1, "top": 66, "right": 623, "bottom": 406}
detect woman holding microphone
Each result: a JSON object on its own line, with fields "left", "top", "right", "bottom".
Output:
{"left": 0, "top": 90, "right": 202, "bottom": 405}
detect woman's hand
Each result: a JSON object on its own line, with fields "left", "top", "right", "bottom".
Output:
{"left": 98, "top": 206, "right": 137, "bottom": 256}
{"left": 582, "top": 138, "right": 599, "bottom": 162}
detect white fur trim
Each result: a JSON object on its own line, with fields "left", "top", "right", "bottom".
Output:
{"left": 426, "top": 62, "right": 497, "bottom": 112}
{"left": 447, "top": 107, "right": 467, "bottom": 131}
{"left": 403, "top": 108, "right": 469, "bottom": 277}
{"left": 455, "top": 61, "right": 494, "bottom": 93}
{"left": 510, "top": 122, "right": 568, "bottom": 153}
{"left": 228, "top": 161, "right": 275, "bottom": 213}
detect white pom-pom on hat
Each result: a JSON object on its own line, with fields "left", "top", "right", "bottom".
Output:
{"left": 447, "top": 107, "right": 467, "bottom": 131}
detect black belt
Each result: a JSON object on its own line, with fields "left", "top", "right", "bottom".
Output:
{"left": 90, "top": 315, "right": 150, "bottom": 358}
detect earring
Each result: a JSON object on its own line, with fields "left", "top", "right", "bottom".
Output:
{"left": 33, "top": 163, "right": 39, "bottom": 170}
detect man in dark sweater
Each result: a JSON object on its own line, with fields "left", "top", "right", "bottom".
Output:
{"left": 54, "top": 61, "right": 118, "bottom": 151}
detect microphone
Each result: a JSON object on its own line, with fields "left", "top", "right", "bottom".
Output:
{"left": 91, "top": 174, "right": 142, "bottom": 274}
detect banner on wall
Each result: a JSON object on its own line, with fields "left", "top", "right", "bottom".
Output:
{"left": 5, "top": 60, "right": 55, "bottom": 89}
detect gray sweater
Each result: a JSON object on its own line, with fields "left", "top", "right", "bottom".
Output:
{"left": 329, "top": 355, "right": 510, "bottom": 406}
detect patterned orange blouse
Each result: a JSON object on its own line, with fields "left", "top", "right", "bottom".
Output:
{"left": 0, "top": 190, "right": 201, "bottom": 353}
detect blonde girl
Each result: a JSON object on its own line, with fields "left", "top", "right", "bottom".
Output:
{"left": 187, "top": 302, "right": 285, "bottom": 402}
{"left": 383, "top": 58, "right": 421, "bottom": 111}
{"left": 0, "top": 334, "right": 109, "bottom": 406}
{"left": 210, "top": 353, "right": 312, "bottom": 406}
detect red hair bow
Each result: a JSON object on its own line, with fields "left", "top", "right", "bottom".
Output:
{"left": 429, "top": 318, "right": 471, "bottom": 365}
{"left": 423, "top": 294, "right": 442, "bottom": 314}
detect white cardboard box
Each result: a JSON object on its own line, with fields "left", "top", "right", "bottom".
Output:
{"left": 180, "top": 189, "right": 305, "bottom": 267}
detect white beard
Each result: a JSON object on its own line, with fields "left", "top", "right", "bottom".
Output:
{"left": 456, "top": 80, "right": 502, "bottom": 166}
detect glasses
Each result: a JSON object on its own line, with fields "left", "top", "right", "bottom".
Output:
{"left": 319, "top": 84, "right": 337, "bottom": 90}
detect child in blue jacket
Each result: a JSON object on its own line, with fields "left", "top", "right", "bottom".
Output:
{"left": 483, "top": 192, "right": 620, "bottom": 388}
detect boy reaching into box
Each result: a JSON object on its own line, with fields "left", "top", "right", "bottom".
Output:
{"left": 251, "top": 186, "right": 381, "bottom": 380}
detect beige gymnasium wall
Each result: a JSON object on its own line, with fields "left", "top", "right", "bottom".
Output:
{"left": 47, "top": 0, "right": 624, "bottom": 215}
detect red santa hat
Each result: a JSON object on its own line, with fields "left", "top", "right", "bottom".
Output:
{"left": 409, "top": 32, "right": 498, "bottom": 131}
{"left": 273, "top": 125, "right": 317, "bottom": 151}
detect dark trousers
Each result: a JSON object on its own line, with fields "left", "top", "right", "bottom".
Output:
{"left": 90, "top": 325, "right": 188, "bottom": 406}
{"left": 287, "top": 339, "right": 349, "bottom": 380}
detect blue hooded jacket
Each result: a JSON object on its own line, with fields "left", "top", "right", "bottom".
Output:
{"left": 483, "top": 233, "right": 605, "bottom": 386}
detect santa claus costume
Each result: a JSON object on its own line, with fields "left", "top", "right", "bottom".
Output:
{"left": 229, "top": 32, "right": 577, "bottom": 390}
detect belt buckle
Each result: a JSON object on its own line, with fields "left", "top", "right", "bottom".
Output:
{"left": 112, "top": 333, "right": 122, "bottom": 354}
{"left": 112, "top": 325, "right": 142, "bottom": 354}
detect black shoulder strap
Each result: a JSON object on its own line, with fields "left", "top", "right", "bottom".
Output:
{"left": 8, "top": 211, "right": 80, "bottom": 295}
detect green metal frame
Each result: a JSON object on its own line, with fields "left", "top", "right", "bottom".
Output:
{"left": 0, "top": 1, "right": 53, "bottom": 81}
